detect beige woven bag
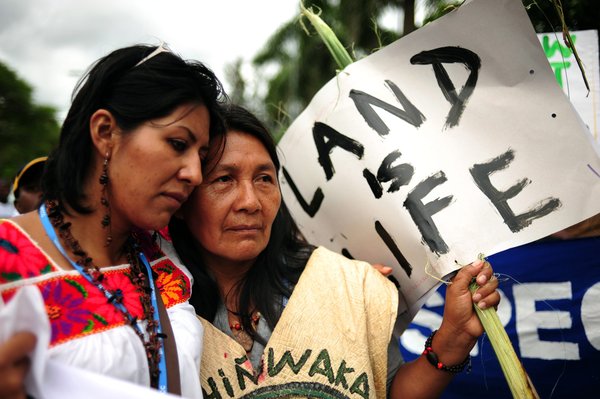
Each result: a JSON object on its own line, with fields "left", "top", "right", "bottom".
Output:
{"left": 199, "top": 247, "right": 398, "bottom": 399}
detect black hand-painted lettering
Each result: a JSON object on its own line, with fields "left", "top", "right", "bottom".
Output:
{"left": 410, "top": 46, "right": 481, "bottom": 129}
{"left": 281, "top": 167, "right": 324, "bottom": 217}
{"left": 377, "top": 150, "right": 414, "bottom": 193}
{"left": 313, "top": 122, "right": 364, "bottom": 180}
{"left": 404, "top": 172, "right": 452, "bottom": 255}
{"left": 375, "top": 221, "right": 412, "bottom": 277}
{"left": 341, "top": 248, "right": 354, "bottom": 259}
{"left": 349, "top": 80, "right": 426, "bottom": 137}
{"left": 363, "top": 151, "right": 414, "bottom": 199}
{"left": 387, "top": 274, "right": 401, "bottom": 289}
{"left": 363, "top": 168, "right": 383, "bottom": 198}
{"left": 469, "top": 149, "right": 561, "bottom": 232}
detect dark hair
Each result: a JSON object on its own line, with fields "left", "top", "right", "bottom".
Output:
{"left": 43, "top": 44, "right": 227, "bottom": 213}
{"left": 169, "top": 104, "right": 314, "bottom": 337}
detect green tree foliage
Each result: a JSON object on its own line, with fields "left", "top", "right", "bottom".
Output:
{"left": 421, "top": 1, "right": 598, "bottom": 91}
{"left": 224, "top": 58, "right": 247, "bottom": 106}
{"left": 248, "top": 0, "right": 406, "bottom": 139}
{"left": 230, "top": 0, "right": 596, "bottom": 141}
{"left": 423, "top": 0, "right": 599, "bottom": 33}
{"left": 0, "top": 61, "right": 60, "bottom": 180}
{"left": 233, "top": 0, "right": 450, "bottom": 139}
{"left": 524, "top": 0, "right": 599, "bottom": 33}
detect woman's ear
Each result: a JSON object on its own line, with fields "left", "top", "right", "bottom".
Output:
{"left": 90, "top": 109, "right": 117, "bottom": 155}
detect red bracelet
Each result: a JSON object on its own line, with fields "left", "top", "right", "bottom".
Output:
{"left": 423, "top": 330, "right": 471, "bottom": 373}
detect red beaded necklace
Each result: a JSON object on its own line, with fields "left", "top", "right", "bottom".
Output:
{"left": 45, "top": 200, "right": 162, "bottom": 387}
{"left": 227, "top": 309, "right": 261, "bottom": 352}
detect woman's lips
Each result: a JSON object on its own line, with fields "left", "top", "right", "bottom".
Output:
{"left": 162, "top": 191, "right": 187, "bottom": 206}
{"left": 228, "top": 224, "right": 262, "bottom": 231}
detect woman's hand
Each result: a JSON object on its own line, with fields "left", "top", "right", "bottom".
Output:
{"left": 389, "top": 259, "right": 500, "bottom": 398}
{"left": 434, "top": 260, "right": 500, "bottom": 363}
{"left": 371, "top": 263, "right": 393, "bottom": 277}
{"left": 0, "top": 331, "right": 36, "bottom": 399}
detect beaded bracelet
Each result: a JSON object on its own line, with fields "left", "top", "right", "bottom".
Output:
{"left": 423, "top": 330, "right": 471, "bottom": 373}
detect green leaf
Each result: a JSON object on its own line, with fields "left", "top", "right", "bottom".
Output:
{"left": 1, "top": 272, "right": 22, "bottom": 282}
{"left": 64, "top": 278, "right": 88, "bottom": 298}
{"left": 300, "top": 3, "right": 354, "bottom": 70}
{"left": 93, "top": 313, "right": 108, "bottom": 325}
{"left": 40, "top": 264, "right": 53, "bottom": 274}
{"left": 82, "top": 319, "right": 94, "bottom": 333}
{"left": 469, "top": 258, "right": 539, "bottom": 398}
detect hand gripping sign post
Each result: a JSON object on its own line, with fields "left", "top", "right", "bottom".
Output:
{"left": 278, "top": 0, "right": 600, "bottom": 330}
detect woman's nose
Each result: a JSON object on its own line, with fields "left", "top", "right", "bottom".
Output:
{"left": 235, "top": 181, "right": 261, "bottom": 212}
{"left": 179, "top": 154, "right": 203, "bottom": 186}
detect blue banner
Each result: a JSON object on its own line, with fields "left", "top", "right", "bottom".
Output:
{"left": 399, "top": 236, "right": 600, "bottom": 398}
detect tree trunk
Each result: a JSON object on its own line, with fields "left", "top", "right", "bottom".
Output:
{"left": 403, "top": 0, "right": 416, "bottom": 35}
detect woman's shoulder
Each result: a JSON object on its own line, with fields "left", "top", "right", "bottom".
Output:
{"left": 137, "top": 230, "right": 194, "bottom": 308}
{"left": 303, "top": 246, "right": 396, "bottom": 288}
{"left": 293, "top": 245, "right": 399, "bottom": 338}
{"left": 0, "top": 217, "right": 59, "bottom": 284}
{"left": 306, "top": 246, "right": 373, "bottom": 272}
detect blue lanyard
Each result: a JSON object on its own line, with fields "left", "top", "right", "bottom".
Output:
{"left": 39, "top": 204, "right": 168, "bottom": 392}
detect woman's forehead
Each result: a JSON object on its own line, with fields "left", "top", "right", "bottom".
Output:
{"left": 216, "top": 131, "right": 272, "bottom": 161}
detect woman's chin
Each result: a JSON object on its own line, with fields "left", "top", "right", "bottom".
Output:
{"left": 133, "top": 215, "right": 171, "bottom": 233}
{"left": 230, "top": 245, "right": 265, "bottom": 263}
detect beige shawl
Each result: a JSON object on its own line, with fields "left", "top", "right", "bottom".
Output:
{"left": 199, "top": 246, "right": 398, "bottom": 399}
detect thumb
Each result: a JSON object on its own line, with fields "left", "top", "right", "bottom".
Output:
{"left": 451, "top": 259, "right": 485, "bottom": 291}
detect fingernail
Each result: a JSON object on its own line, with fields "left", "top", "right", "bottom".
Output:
{"left": 472, "top": 293, "right": 481, "bottom": 302}
{"left": 472, "top": 260, "right": 484, "bottom": 268}
{"left": 477, "top": 275, "right": 488, "bottom": 285}
{"left": 478, "top": 301, "right": 487, "bottom": 309}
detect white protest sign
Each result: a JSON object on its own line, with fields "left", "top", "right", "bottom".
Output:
{"left": 538, "top": 29, "right": 600, "bottom": 146}
{"left": 278, "top": 0, "right": 600, "bottom": 319}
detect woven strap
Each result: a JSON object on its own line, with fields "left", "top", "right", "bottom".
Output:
{"left": 154, "top": 279, "right": 181, "bottom": 395}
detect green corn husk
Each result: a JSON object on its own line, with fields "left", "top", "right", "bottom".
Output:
{"left": 469, "top": 260, "right": 539, "bottom": 399}
{"left": 549, "top": 0, "right": 590, "bottom": 92}
{"left": 299, "top": 2, "right": 354, "bottom": 70}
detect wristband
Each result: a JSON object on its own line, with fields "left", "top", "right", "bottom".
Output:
{"left": 423, "top": 330, "right": 471, "bottom": 373}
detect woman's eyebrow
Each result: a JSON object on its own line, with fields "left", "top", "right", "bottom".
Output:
{"left": 181, "top": 127, "right": 198, "bottom": 143}
{"left": 207, "top": 162, "right": 275, "bottom": 175}
{"left": 256, "top": 163, "right": 276, "bottom": 172}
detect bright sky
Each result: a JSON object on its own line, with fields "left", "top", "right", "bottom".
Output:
{"left": 0, "top": 0, "right": 302, "bottom": 119}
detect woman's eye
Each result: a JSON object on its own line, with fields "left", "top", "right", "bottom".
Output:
{"left": 169, "top": 139, "right": 187, "bottom": 152}
{"left": 257, "top": 175, "right": 274, "bottom": 183}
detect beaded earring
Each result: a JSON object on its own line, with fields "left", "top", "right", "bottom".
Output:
{"left": 99, "top": 152, "right": 112, "bottom": 246}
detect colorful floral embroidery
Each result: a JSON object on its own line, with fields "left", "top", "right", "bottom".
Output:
{"left": 41, "top": 279, "right": 91, "bottom": 343}
{"left": 86, "top": 271, "right": 141, "bottom": 324}
{"left": 158, "top": 226, "right": 172, "bottom": 242}
{"left": 0, "top": 222, "right": 55, "bottom": 283}
{"left": 154, "top": 259, "right": 190, "bottom": 306}
{"left": 135, "top": 228, "right": 164, "bottom": 262}
{"left": 0, "top": 224, "right": 192, "bottom": 347}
